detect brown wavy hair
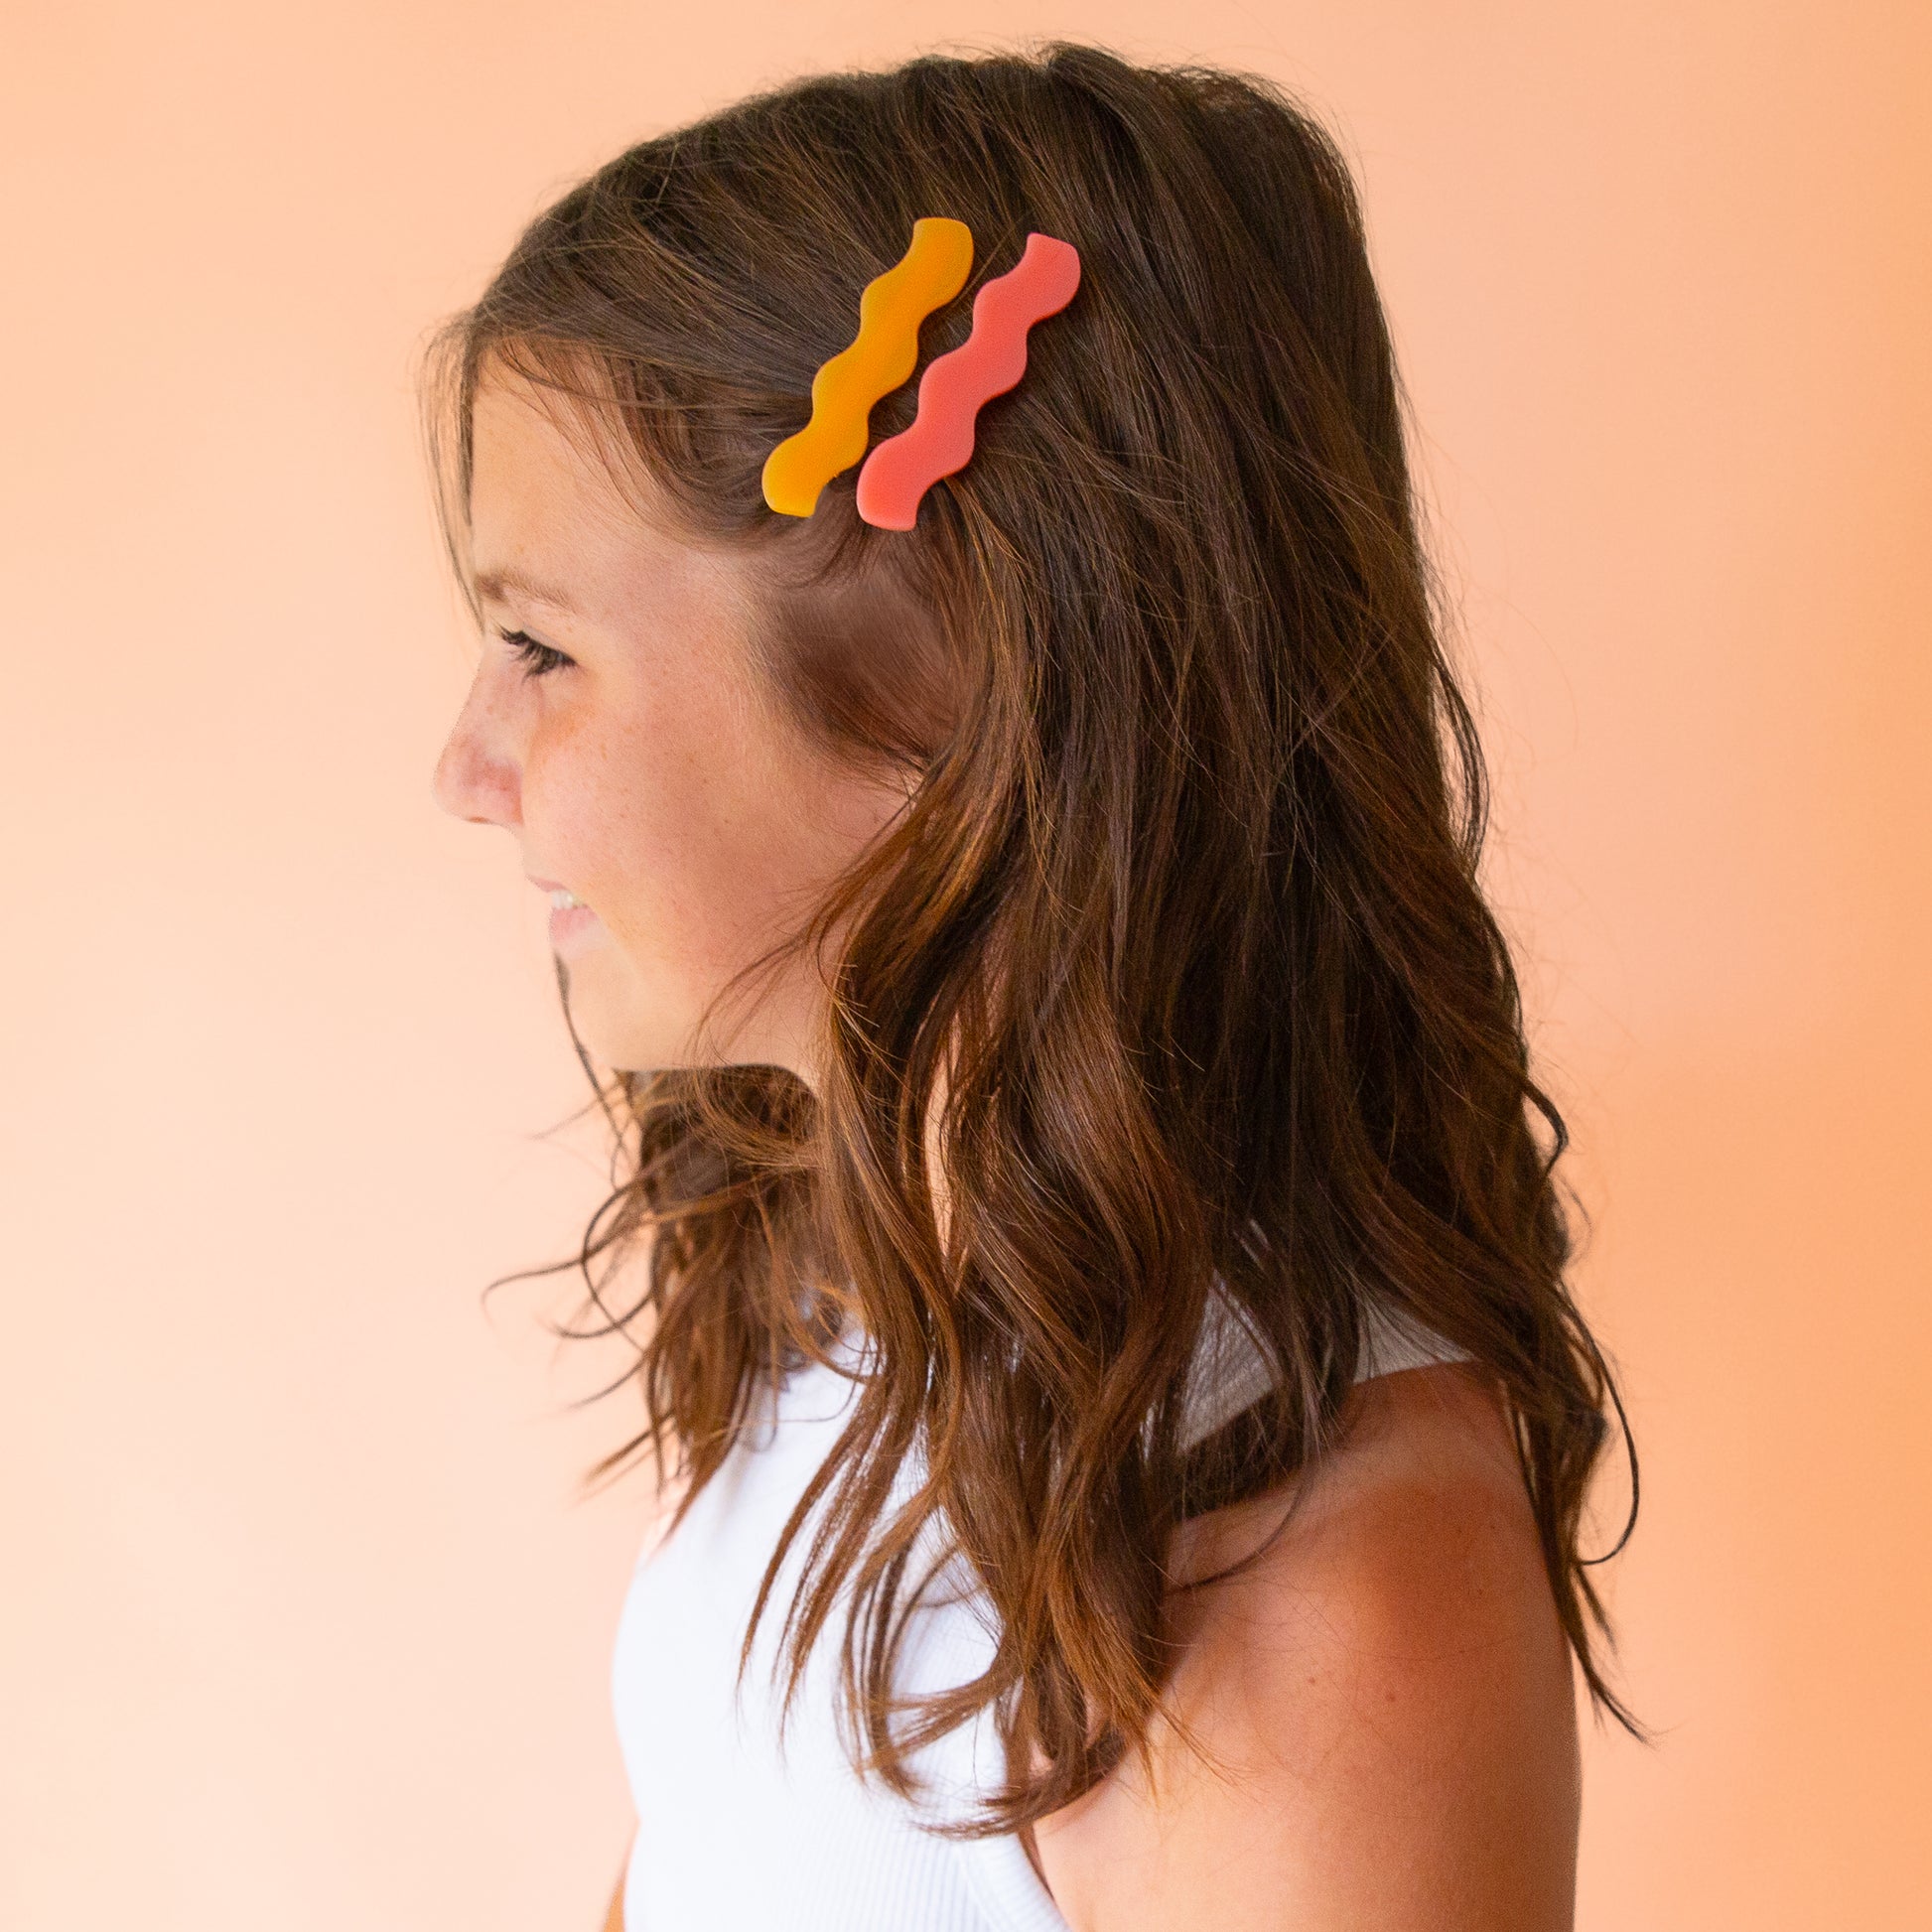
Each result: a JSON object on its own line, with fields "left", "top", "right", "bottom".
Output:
{"left": 421, "top": 39, "right": 1640, "bottom": 1836}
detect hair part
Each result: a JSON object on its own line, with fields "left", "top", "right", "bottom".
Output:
{"left": 423, "top": 37, "right": 1642, "bottom": 1836}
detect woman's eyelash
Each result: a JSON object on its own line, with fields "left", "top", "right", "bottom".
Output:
{"left": 496, "top": 628, "right": 574, "bottom": 678}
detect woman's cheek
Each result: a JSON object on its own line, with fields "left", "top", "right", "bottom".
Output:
{"left": 538, "top": 753, "right": 705, "bottom": 968}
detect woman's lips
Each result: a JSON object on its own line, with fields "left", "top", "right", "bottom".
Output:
{"left": 526, "top": 875, "right": 600, "bottom": 950}
{"left": 548, "top": 902, "right": 600, "bottom": 949}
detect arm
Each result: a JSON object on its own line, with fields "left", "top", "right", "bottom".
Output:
{"left": 1031, "top": 1365, "right": 1581, "bottom": 1932}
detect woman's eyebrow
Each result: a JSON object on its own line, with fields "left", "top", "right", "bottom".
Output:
{"left": 474, "top": 564, "right": 579, "bottom": 614}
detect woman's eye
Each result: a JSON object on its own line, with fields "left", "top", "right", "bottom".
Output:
{"left": 496, "top": 628, "right": 575, "bottom": 679}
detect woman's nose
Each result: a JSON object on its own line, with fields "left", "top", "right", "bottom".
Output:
{"left": 432, "top": 676, "right": 522, "bottom": 829}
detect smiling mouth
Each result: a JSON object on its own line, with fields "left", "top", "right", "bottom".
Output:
{"left": 528, "top": 874, "right": 588, "bottom": 912}
{"left": 540, "top": 883, "right": 600, "bottom": 952}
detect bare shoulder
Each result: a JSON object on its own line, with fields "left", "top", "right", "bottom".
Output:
{"left": 1031, "top": 1365, "right": 1581, "bottom": 1932}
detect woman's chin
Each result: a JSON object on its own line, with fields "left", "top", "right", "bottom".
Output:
{"left": 556, "top": 947, "right": 679, "bottom": 1071}
{"left": 556, "top": 941, "right": 807, "bottom": 1080}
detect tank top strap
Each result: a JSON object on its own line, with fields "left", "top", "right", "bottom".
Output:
{"left": 1176, "top": 1282, "right": 1469, "bottom": 1450}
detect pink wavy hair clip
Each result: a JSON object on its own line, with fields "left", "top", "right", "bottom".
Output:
{"left": 854, "top": 229, "right": 1082, "bottom": 531}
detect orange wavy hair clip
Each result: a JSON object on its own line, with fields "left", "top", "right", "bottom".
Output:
{"left": 760, "top": 217, "right": 975, "bottom": 517}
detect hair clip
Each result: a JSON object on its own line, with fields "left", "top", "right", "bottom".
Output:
{"left": 855, "top": 231, "right": 1081, "bottom": 531}
{"left": 760, "top": 217, "right": 975, "bottom": 518}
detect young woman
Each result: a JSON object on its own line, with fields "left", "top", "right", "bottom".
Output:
{"left": 424, "top": 41, "right": 1637, "bottom": 1932}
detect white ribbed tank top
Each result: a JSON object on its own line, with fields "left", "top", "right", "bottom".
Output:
{"left": 611, "top": 1292, "right": 1468, "bottom": 1931}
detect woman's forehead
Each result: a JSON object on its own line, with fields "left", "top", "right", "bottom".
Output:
{"left": 469, "top": 378, "right": 761, "bottom": 640}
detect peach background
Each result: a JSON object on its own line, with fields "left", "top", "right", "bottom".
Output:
{"left": 3, "top": 3, "right": 1927, "bottom": 1927}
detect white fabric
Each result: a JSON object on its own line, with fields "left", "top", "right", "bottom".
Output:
{"left": 611, "top": 1291, "right": 1468, "bottom": 1930}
